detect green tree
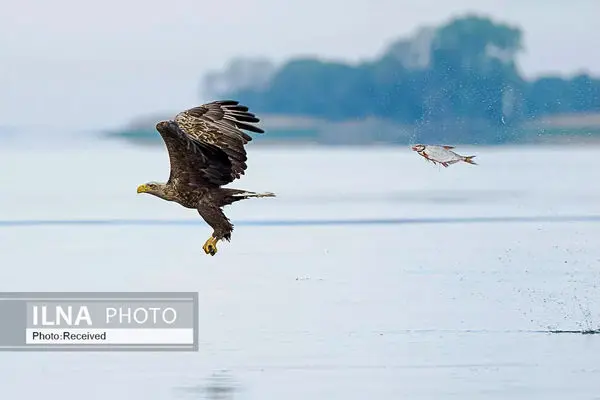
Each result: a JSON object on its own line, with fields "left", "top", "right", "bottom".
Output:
{"left": 427, "top": 15, "right": 526, "bottom": 126}
{"left": 217, "top": 14, "right": 600, "bottom": 144}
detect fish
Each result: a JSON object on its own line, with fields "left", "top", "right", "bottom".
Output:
{"left": 411, "top": 144, "right": 477, "bottom": 168}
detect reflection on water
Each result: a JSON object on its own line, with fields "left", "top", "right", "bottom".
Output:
{"left": 176, "top": 370, "right": 238, "bottom": 400}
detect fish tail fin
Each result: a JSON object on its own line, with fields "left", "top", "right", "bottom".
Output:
{"left": 463, "top": 155, "right": 477, "bottom": 165}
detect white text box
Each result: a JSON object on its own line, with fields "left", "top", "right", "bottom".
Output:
{"left": 25, "top": 328, "right": 193, "bottom": 345}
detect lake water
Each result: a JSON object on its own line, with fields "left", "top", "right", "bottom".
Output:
{"left": 0, "top": 136, "right": 599, "bottom": 399}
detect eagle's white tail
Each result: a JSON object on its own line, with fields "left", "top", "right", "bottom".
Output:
{"left": 232, "top": 191, "right": 276, "bottom": 198}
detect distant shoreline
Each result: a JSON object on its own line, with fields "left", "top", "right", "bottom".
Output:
{"left": 103, "top": 111, "right": 600, "bottom": 147}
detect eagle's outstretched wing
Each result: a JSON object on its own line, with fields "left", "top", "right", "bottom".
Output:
{"left": 156, "top": 100, "right": 264, "bottom": 188}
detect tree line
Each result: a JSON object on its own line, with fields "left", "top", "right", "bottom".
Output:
{"left": 204, "top": 15, "right": 600, "bottom": 143}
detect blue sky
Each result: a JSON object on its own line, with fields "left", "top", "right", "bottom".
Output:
{"left": 1, "top": 0, "right": 598, "bottom": 131}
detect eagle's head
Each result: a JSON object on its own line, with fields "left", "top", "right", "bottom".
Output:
{"left": 136, "top": 181, "right": 174, "bottom": 202}
{"left": 137, "top": 181, "right": 161, "bottom": 195}
{"left": 411, "top": 144, "right": 426, "bottom": 152}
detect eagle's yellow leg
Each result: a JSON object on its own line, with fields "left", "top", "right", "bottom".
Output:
{"left": 202, "top": 236, "right": 218, "bottom": 256}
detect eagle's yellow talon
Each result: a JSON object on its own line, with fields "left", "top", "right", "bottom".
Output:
{"left": 202, "top": 237, "right": 218, "bottom": 256}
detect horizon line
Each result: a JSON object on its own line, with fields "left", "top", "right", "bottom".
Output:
{"left": 1, "top": 215, "right": 599, "bottom": 228}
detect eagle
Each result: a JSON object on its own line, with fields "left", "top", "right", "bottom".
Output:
{"left": 136, "top": 100, "right": 275, "bottom": 256}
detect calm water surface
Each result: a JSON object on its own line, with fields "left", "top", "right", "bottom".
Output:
{"left": 0, "top": 137, "right": 599, "bottom": 399}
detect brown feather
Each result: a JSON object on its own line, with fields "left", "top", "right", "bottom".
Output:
{"left": 155, "top": 100, "right": 265, "bottom": 190}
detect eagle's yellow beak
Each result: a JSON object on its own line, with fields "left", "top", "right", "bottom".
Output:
{"left": 137, "top": 184, "right": 147, "bottom": 194}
